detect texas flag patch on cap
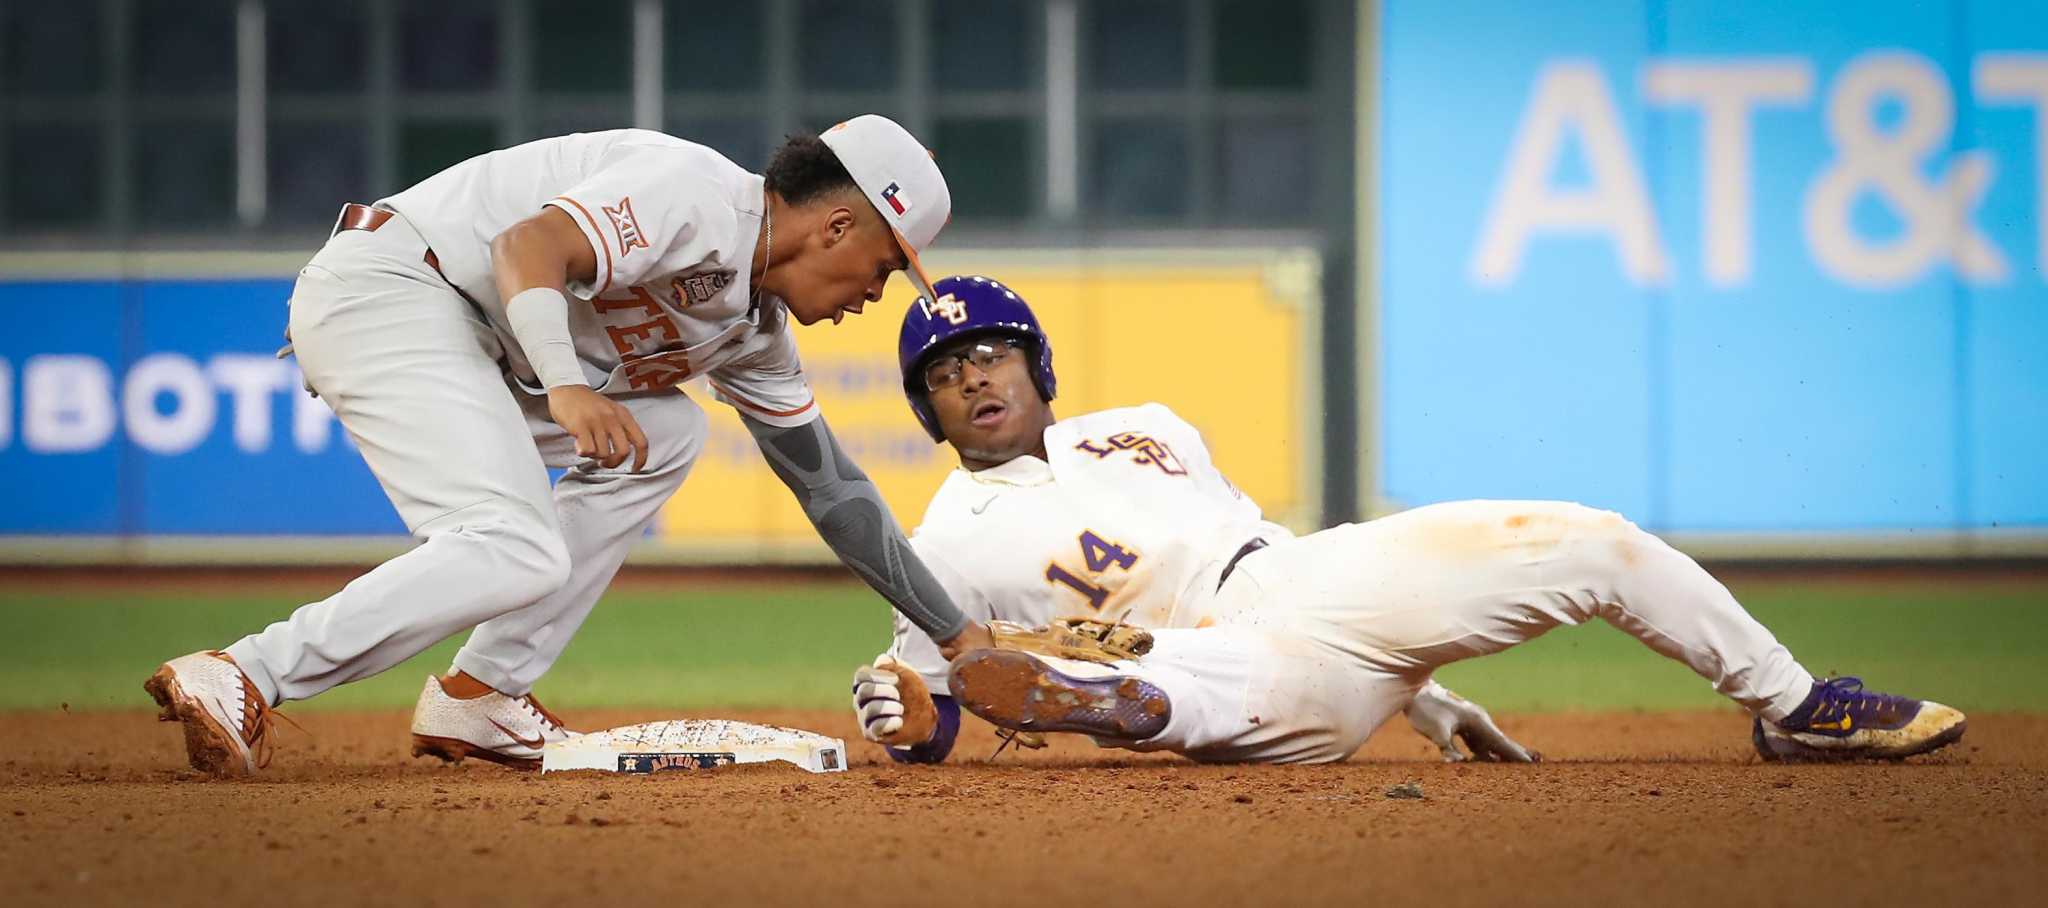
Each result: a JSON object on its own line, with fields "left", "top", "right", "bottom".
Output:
{"left": 881, "top": 181, "right": 910, "bottom": 216}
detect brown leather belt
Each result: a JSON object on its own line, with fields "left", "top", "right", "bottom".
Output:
{"left": 332, "top": 202, "right": 473, "bottom": 304}
{"left": 332, "top": 201, "right": 394, "bottom": 235}
{"left": 1216, "top": 537, "right": 1269, "bottom": 591}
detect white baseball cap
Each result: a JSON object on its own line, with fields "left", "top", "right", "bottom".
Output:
{"left": 818, "top": 114, "right": 951, "bottom": 303}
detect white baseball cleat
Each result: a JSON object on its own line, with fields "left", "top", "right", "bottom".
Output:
{"left": 409, "top": 675, "right": 575, "bottom": 769}
{"left": 144, "top": 651, "right": 278, "bottom": 777}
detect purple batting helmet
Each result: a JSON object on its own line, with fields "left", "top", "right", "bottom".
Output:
{"left": 898, "top": 274, "right": 1057, "bottom": 442}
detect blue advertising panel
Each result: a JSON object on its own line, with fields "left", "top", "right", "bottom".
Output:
{"left": 0, "top": 282, "right": 128, "bottom": 533}
{"left": 0, "top": 278, "right": 402, "bottom": 536}
{"left": 1380, "top": 0, "right": 2048, "bottom": 532}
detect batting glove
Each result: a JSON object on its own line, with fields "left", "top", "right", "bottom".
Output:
{"left": 851, "top": 655, "right": 939, "bottom": 747}
{"left": 1405, "top": 679, "right": 1540, "bottom": 763}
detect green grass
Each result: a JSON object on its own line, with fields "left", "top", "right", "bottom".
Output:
{"left": 4, "top": 576, "right": 2044, "bottom": 713}
{"left": 3, "top": 582, "right": 894, "bottom": 713}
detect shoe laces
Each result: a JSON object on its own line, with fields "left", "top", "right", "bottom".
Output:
{"left": 1809, "top": 677, "right": 1915, "bottom": 727}
{"left": 239, "top": 677, "right": 278, "bottom": 769}
{"left": 989, "top": 728, "right": 1047, "bottom": 759}
{"left": 217, "top": 653, "right": 300, "bottom": 769}
{"left": 519, "top": 694, "right": 567, "bottom": 733}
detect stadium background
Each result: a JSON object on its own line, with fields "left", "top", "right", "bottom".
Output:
{"left": 4, "top": 0, "right": 2045, "bottom": 561}
{"left": 1, "top": 5, "right": 2045, "bottom": 905}
{"left": 0, "top": 0, "right": 2043, "bottom": 716}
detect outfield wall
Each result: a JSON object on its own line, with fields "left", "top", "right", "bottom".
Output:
{"left": 1369, "top": 0, "right": 2048, "bottom": 554}
{"left": 0, "top": 249, "right": 1322, "bottom": 563}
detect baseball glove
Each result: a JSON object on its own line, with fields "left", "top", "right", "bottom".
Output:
{"left": 987, "top": 617, "right": 1153, "bottom": 664}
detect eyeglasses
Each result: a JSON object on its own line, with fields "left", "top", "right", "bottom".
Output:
{"left": 923, "top": 338, "right": 1023, "bottom": 391}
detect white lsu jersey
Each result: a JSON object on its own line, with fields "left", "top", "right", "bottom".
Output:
{"left": 888, "top": 404, "right": 1291, "bottom": 691}
{"left": 380, "top": 129, "right": 815, "bottom": 425}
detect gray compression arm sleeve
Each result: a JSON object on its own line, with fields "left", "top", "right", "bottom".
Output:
{"left": 740, "top": 412, "right": 971, "bottom": 641}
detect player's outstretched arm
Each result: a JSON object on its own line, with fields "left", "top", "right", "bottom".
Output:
{"left": 738, "top": 411, "right": 988, "bottom": 650}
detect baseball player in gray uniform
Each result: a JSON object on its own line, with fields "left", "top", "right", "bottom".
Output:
{"left": 145, "top": 115, "right": 995, "bottom": 776}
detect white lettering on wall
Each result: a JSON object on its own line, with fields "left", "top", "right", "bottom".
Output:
{"left": 1975, "top": 53, "right": 2048, "bottom": 283}
{"left": 206, "top": 354, "right": 290, "bottom": 453}
{"left": 24, "top": 355, "right": 116, "bottom": 453}
{"left": 1473, "top": 51, "right": 2044, "bottom": 290}
{"left": 1805, "top": 52, "right": 2005, "bottom": 288}
{"left": 1644, "top": 60, "right": 1814, "bottom": 286}
{"left": 122, "top": 354, "right": 216, "bottom": 455}
{"left": 9, "top": 352, "right": 339, "bottom": 457}
{"left": 1471, "top": 61, "right": 1671, "bottom": 287}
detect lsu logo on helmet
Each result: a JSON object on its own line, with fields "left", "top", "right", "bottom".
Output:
{"left": 930, "top": 293, "right": 969, "bottom": 325}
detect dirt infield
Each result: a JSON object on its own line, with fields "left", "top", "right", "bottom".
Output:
{"left": 3, "top": 708, "right": 2042, "bottom": 907}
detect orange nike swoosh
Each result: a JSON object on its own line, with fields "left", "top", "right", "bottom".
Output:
{"left": 1809, "top": 716, "right": 1853, "bottom": 732}
{"left": 488, "top": 718, "right": 547, "bottom": 749}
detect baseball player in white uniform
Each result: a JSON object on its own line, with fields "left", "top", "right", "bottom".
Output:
{"left": 146, "top": 116, "right": 997, "bottom": 777}
{"left": 851, "top": 275, "right": 1968, "bottom": 765}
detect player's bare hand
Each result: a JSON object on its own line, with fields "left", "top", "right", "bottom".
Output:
{"left": 936, "top": 621, "right": 994, "bottom": 661}
{"left": 1405, "top": 680, "right": 1539, "bottom": 763}
{"left": 547, "top": 385, "right": 649, "bottom": 472}
{"left": 852, "top": 656, "right": 939, "bottom": 747}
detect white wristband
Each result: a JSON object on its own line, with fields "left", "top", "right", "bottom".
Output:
{"left": 505, "top": 286, "right": 587, "bottom": 389}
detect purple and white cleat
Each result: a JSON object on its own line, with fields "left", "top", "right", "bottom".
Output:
{"left": 1753, "top": 676, "right": 1966, "bottom": 762}
{"left": 947, "top": 649, "right": 1171, "bottom": 742}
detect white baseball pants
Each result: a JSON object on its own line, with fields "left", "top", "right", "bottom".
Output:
{"left": 1115, "top": 500, "right": 1817, "bottom": 763}
{"left": 225, "top": 213, "right": 704, "bottom": 705}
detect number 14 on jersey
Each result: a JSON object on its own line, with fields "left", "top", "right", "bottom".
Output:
{"left": 1044, "top": 531, "right": 1139, "bottom": 610}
